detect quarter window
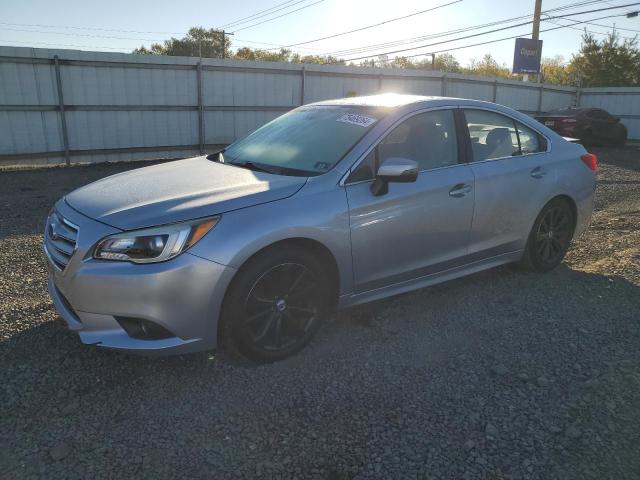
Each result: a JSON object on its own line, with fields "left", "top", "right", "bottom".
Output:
{"left": 516, "top": 121, "right": 543, "bottom": 154}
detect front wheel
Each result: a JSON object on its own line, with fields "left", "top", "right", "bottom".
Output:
{"left": 221, "top": 246, "right": 331, "bottom": 363}
{"left": 521, "top": 199, "right": 575, "bottom": 272}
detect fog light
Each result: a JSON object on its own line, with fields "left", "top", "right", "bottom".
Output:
{"left": 115, "top": 317, "right": 175, "bottom": 340}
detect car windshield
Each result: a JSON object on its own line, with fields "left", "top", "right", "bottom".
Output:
{"left": 222, "top": 105, "right": 384, "bottom": 176}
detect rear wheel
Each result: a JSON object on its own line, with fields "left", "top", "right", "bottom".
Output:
{"left": 521, "top": 199, "right": 575, "bottom": 272}
{"left": 221, "top": 246, "right": 331, "bottom": 363}
{"left": 613, "top": 127, "right": 627, "bottom": 147}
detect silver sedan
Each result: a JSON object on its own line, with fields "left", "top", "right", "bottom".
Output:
{"left": 44, "top": 94, "right": 597, "bottom": 362}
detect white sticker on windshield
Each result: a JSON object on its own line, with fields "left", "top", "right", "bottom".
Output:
{"left": 336, "top": 113, "right": 377, "bottom": 127}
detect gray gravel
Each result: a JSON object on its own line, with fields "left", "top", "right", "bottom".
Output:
{"left": 1, "top": 148, "right": 640, "bottom": 479}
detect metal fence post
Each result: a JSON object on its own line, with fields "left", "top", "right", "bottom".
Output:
{"left": 441, "top": 74, "right": 447, "bottom": 96}
{"left": 53, "top": 55, "right": 70, "bottom": 166}
{"left": 537, "top": 83, "right": 544, "bottom": 114}
{"left": 492, "top": 80, "right": 498, "bottom": 103}
{"left": 196, "top": 62, "right": 204, "bottom": 154}
{"left": 378, "top": 74, "right": 383, "bottom": 92}
{"left": 575, "top": 87, "right": 581, "bottom": 107}
{"left": 300, "top": 66, "right": 306, "bottom": 106}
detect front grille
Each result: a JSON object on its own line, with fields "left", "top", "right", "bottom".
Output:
{"left": 44, "top": 211, "right": 79, "bottom": 271}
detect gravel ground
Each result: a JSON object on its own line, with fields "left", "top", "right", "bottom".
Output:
{"left": 1, "top": 147, "right": 639, "bottom": 479}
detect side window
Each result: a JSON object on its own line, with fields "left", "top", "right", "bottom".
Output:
{"left": 378, "top": 110, "right": 458, "bottom": 171}
{"left": 464, "top": 110, "right": 519, "bottom": 161}
{"left": 516, "top": 121, "right": 544, "bottom": 154}
{"left": 588, "top": 109, "right": 609, "bottom": 120}
{"left": 346, "top": 109, "right": 458, "bottom": 183}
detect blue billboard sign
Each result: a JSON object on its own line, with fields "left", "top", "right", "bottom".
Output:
{"left": 512, "top": 38, "right": 543, "bottom": 74}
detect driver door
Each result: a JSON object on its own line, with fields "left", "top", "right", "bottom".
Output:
{"left": 345, "top": 109, "right": 475, "bottom": 293}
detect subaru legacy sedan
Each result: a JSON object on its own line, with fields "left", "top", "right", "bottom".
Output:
{"left": 44, "top": 94, "right": 596, "bottom": 362}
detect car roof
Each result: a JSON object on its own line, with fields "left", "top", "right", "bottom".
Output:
{"left": 309, "top": 93, "right": 519, "bottom": 112}
{"left": 310, "top": 93, "right": 464, "bottom": 108}
{"left": 307, "top": 93, "right": 547, "bottom": 133}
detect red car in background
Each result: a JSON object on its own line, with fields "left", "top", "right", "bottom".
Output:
{"left": 535, "top": 107, "right": 627, "bottom": 146}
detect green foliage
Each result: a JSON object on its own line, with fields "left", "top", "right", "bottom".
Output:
{"left": 541, "top": 55, "right": 571, "bottom": 86}
{"left": 134, "top": 27, "right": 231, "bottom": 58}
{"left": 132, "top": 26, "right": 640, "bottom": 87}
{"left": 463, "top": 54, "right": 513, "bottom": 79}
{"left": 569, "top": 32, "right": 640, "bottom": 87}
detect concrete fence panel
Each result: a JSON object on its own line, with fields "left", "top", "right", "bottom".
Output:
{"left": 0, "top": 45, "right": 636, "bottom": 167}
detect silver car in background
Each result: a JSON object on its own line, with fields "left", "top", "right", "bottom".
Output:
{"left": 44, "top": 94, "right": 597, "bottom": 362}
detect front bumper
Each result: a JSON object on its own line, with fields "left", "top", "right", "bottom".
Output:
{"left": 45, "top": 200, "right": 236, "bottom": 355}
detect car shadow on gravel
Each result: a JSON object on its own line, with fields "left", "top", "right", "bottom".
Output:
{"left": 3, "top": 263, "right": 638, "bottom": 375}
{"left": 592, "top": 145, "right": 640, "bottom": 172}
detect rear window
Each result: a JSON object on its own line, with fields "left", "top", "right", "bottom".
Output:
{"left": 547, "top": 108, "right": 581, "bottom": 115}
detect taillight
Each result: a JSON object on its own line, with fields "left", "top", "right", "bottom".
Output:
{"left": 581, "top": 153, "right": 598, "bottom": 172}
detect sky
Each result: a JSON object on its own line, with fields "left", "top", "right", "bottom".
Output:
{"left": 1, "top": 0, "right": 639, "bottom": 68}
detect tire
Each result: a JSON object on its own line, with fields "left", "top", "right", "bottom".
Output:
{"left": 520, "top": 199, "right": 575, "bottom": 272}
{"left": 613, "top": 127, "right": 627, "bottom": 147}
{"left": 221, "top": 245, "right": 332, "bottom": 363}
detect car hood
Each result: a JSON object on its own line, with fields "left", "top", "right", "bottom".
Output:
{"left": 64, "top": 156, "right": 307, "bottom": 230}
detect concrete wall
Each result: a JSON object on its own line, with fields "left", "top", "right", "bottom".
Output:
{"left": 0, "top": 45, "right": 613, "bottom": 167}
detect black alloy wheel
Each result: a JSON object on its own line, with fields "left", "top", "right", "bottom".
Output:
{"left": 522, "top": 199, "right": 575, "bottom": 272}
{"left": 242, "top": 263, "right": 318, "bottom": 352}
{"left": 223, "top": 246, "right": 330, "bottom": 362}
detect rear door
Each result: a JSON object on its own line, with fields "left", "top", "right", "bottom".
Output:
{"left": 462, "top": 108, "right": 552, "bottom": 257}
{"left": 586, "top": 109, "right": 617, "bottom": 142}
{"left": 345, "top": 108, "right": 475, "bottom": 293}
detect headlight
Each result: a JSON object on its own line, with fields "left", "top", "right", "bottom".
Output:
{"left": 93, "top": 217, "right": 219, "bottom": 264}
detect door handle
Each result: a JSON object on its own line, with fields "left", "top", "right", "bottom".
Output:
{"left": 530, "top": 166, "right": 547, "bottom": 179}
{"left": 449, "top": 183, "right": 472, "bottom": 198}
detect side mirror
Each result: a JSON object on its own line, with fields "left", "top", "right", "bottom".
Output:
{"left": 370, "top": 157, "right": 419, "bottom": 196}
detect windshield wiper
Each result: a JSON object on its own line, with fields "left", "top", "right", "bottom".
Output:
{"left": 231, "top": 161, "right": 282, "bottom": 174}
{"left": 206, "top": 149, "right": 225, "bottom": 162}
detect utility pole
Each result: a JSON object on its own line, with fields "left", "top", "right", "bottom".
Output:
{"left": 431, "top": 53, "right": 435, "bottom": 70}
{"left": 531, "top": 0, "right": 542, "bottom": 82}
{"left": 221, "top": 31, "right": 234, "bottom": 59}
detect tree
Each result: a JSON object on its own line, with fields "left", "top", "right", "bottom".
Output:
{"left": 464, "top": 54, "right": 512, "bottom": 78}
{"left": 432, "top": 53, "right": 461, "bottom": 73}
{"left": 541, "top": 55, "right": 571, "bottom": 85}
{"left": 234, "top": 47, "right": 292, "bottom": 62}
{"left": 134, "top": 27, "right": 231, "bottom": 58}
{"left": 569, "top": 32, "right": 640, "bottom": 87}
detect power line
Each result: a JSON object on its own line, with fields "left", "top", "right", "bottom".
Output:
{"left": 1, "top": 13, "right": 623, "bottom": 56}
{"left": 545, "top": 17, "right": 635, "bottom": 38}
{"left": 231, "top": 0, "right": 325, "bottom": 33}
{"left": 0, "top": 39, "right": 139, "bottom": 50}
{"left": 544, "top": 15, "right": 637, "bottom": 38}
{"left": 350, "top": 13, "right": 630, "bottom": 63}
{"left": 281, "top": 0, "right": 464, "bottom": 48}
{"left": 0, "top": 21, "right": 184, "bottom": 35}
{"left": 0, "top": 26, "right": 326, "bottom": 52}
{"left": 219, "top": 0, "right": 309, "bottom": 29}
{"left": 274, "top": 0, "right": 611, "bottom": 56}
{"left": 555, "top": 15, "right": 640, "bottom": 32}
{"left": 333, "top": 3, "right": 640, "bottom": 62}
{"left": 0, "top": 27, "right": 167, "bottom": 42}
